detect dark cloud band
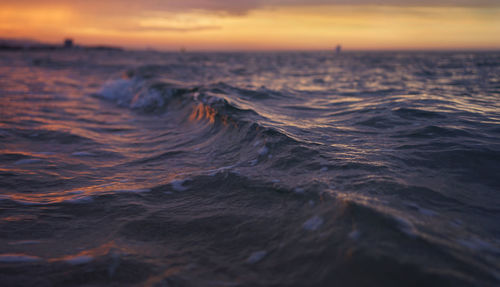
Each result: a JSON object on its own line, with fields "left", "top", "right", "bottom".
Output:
{"left": 6, "top": 0, "right": 499, "bottom": 15}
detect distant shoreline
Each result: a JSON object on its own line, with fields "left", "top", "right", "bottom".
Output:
{"left": 0, "top": 44, "right": 123, "bottom": 52}
{"left": 1, "top": 46, "right": 498, "bottom": 54}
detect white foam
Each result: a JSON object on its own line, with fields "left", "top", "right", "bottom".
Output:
{"left": 253, "top": 140, "right": 261, "bottom": 147}
{"left": 258, "top": 146, "right": 269, "bottom": 156}
{"left": 99, "top": 79, "right": 134, "bottom": 103}
{"left": 14, "top": 158, "right": 41, "bottom": 165}
{"left": 303, "top": 216, "right": 323, "bottom": 231}
{"left": 0, "top": 254, "right": 41, "bottom": 263}
{"left": 249, "top": 159, "right": 258, "bottom": 166}
{"left": 192, "top": 92, "right": 200, "bottom": 101}
{"left": 130, "top": 88, "right": 165, "bottom": 110}
{"left": 63, "top": 255, "right": 93, "bottom": 265}
{"left": 246, "top": 250, "right": 267, "bottom": 264}
{"left": 171, "top": 180, "right": 187, "bottom": 191}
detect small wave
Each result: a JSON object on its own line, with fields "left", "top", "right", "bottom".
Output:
{"left": 93, "top": 73, "right": 320, "bottom": 174}
{"left": 95, "top": 75, "right": 258, "bottom": 123}
{"left": 59, "top": 255, "right": 94, "bottom": 265}
{"left": 95, "top": 78, "right": 192, "bottom": 112}
{"left": 10, "top": 128, "right": 97, "bottom": 145}
{"left": 394, "top": 125, "right": 473, "bottom": 139}
{"left": 393, "top": 107, "right": 447, "bottom": 119}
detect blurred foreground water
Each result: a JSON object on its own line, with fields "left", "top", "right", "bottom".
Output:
{"left": 0, "top": 50, "right": 499, "bottom": 286}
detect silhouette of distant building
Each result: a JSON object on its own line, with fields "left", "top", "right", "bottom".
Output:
{"left": 64, "top": 38, "right": 73, "bottom": 49}
{"left": 0, "top": 37, "right": 123, "bottom": 51}
{"left": 335, "top": 44, "right": 342, "bottom": 54}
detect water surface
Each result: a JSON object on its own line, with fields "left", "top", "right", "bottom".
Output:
{"left": 0, "top": 50, "right": 499, "bottom": 286}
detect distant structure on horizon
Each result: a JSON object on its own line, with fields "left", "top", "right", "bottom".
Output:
{"left": 64, "top": 38, "right": 74, "bottom": 49}
{"left": 335, "top": 44, "right": 342, "bottom": 54}
{"left": 0, "top": 37, "right": 123, "bottom": 52}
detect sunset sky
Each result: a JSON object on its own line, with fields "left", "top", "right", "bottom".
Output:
{"left": 1, "top": 0, "right": 499, "bottom": 51}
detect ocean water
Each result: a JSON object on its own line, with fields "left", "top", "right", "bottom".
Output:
{"left": 0, "top": 50, "right": 499, "bottom": 286}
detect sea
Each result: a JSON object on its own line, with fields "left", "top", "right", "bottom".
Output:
{"left": 0, "top": 50, "right": 499, "bottom": 286}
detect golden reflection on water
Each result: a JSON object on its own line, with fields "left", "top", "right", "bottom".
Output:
{"left": 189, "top": 103, "right": 217, "bottom": 124}
{"left": 47, "top": 241, "right": 119, "bottom": 263}
{"left": 1, "top": 215, "right": 37, "bottom": 222}
{"left": 188, "top": 103, "right": 233, "bottom": 127}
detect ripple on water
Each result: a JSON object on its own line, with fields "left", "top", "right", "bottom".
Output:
{"left": 0, "top": 254, "right": 41, "bottom": 263}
